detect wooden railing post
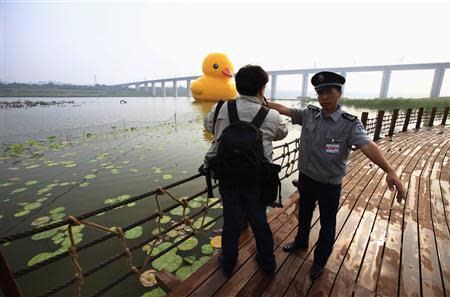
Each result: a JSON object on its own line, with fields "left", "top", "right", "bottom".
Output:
{"left": 415, "top": 107, "right": 424, "bottom": 130}
{"left": 361, "top": 112, "right": 369, "bottom": 128}
{"left": 388, "top": 109, "right": 399, "bottom": 136}
{"left": 441, "top": 107, "right": 449, "bottom": 125}
{"left": 0, "top": 248, "right": 22, "bottom": 297}
{"left": 373, "top": 110, "right": 385, "bottom": 141}
{"left": 402, "top": 108, "right": 412, "bottom": 132}
{"left": 428, "top": 107, "right": 437, "bottom": 127}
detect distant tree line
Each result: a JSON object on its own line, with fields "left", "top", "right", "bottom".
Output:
{"left": 0, "top": 82, "right": 190, "bottom": 97}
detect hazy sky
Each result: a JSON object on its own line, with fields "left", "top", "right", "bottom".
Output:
{"left": 1, "top": 0, "right": 449, "bottom": 96}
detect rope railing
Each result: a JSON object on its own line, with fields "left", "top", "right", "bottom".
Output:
{"left": 1, "top": 105, "right": 448, "bottom": 297}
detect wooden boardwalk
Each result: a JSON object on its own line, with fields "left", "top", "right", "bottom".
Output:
{"left": 165, "top": 125, "right": 450, "bottom": 297}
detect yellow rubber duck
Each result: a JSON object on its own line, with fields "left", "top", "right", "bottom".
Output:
{"left": 191, "top": 53, "right": 238, "bottom": 101}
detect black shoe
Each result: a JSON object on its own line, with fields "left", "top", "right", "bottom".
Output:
{"left": 282, "top": 241, "right": 308, "bottom": 252}
{"left": 292, "top": 179, "right": 299, "bottom": 188}
{"left": 309, "top": 264, "right": 324, "bottom": 280}
{"left": 255, "top": 254, "right": 276, "bottom": 275}
{"left": 219, "top": 253, "right": 234, "bottom": 277}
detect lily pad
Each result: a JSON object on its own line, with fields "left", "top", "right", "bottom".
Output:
{"left": 141, "top": 288, "right": 166, "bottom": 297}
{"left": 36, "top": 197, "right": 48, "bottom": 202}
{"left": 210, "top": 236, "right": 222, "bottom": 248}
{"left": 84, "top": 174, "right": 96, "bottom": 180}
{"left": 129, "top": 168, "right": 139, "bottom": 173}
{"left": 79, "top": 182, "right": 89, "bottom": 187}
{"left": 111, "top": 169, "right": 120, "bottom": 175}
{"left": 201, "top": 244, "right": 213, "bottom": 255}
{"left": 175, "top": 266, "right": 194, "bottom": 281}
{"left": 140, "top": 269, "right": 158, "bottom": 287}
{"left": 184, "top": 256, "right": 196, "bottom": 265}
{"left": 27, "top": 252, "right": 54, "bottom": 267}
{"left": 14, "top": 210, "right": 30, "bottom": 217}
{"left": 0, "top": 215, "right": 3, "bottom": 220}
{"left": 188, "top": 200, "right": 202, "bottom": 208}
{"left": 32, "top": 229, "right": 58, "bottom": 240}
{"left": 24, "top": 202, "right": 42, "bottom": 211}
{"left": 26, "top": 164, "right": 40, "bottom": 169}
{"left": 127, "top": 202, "right": 136, "bottom": 207}
{"left": 116, "top": 194, "right": 130, "bottom": 202}
{"left": 49, "top": 207, "right": 65, "bottom": 215}
{"left": 167, "top": 230, "right": 178, "bottom": 238}
{"left": 51, "top": 213, "right": 65, "bottom": 221}
{"left": 175, "top": 237, "right": 198, "bottom": 251}
{"left": 25, "top": 180, "right": 38, "bottom": 186}
{"left": 192, "top": 256, "right": 211, "bottom": 270}
{"left": 193, "top": 217, "right": 215, "bottom": 230}
{"left": 125, "top": 226, "right": 144, "bottom": 240}
{"left": 162, "top": 174, "right": 172, "bottom": 180}
{"left": 170, "top": 206, "right": 190, "bottom": 216}
{"left": 0, "top": 182, "right": 13, "bottom": 187}
{"left": 152, "top": 252, "right": 182, "bottom": 273}
{"left": 61, "top": 233, "right": 83, "bottom": 248}
{"left": 158, "top": 215, "right": 171, "bottom": 224}
{"left": 10, "top": 188, "right": 27, "bottom": 195}
{"left": 31, "top": 216, "right": 50, "bottom": 227}
{"left": 152, "top": 227, "right": 165, "bottom": 236}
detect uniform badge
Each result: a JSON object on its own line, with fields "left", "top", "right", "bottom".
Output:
{"left": 318, "top": 74, "right": 325, "bottom": 81}
{"left": 326, "top": 144, "right": 340, "bottom": 154}
{"left": 358, "top": 124, "right": 368, "bottom": 135}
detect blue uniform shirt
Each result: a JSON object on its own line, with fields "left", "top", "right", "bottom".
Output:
{"left": 291, "top": 105, "right": 372, "bottom": 185}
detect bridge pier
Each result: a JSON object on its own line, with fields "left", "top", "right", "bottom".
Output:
{"left": 379, "top": 70, "right": 391, "bottom": 98}
{"left": 187, "top": 79, "right": 191, "bottom": 97}
{"left": 301, "top": 73, "right": 308, "bottom": 98}
{"left": 340, "top": 72, "right": 347, "bottom": 96}
{"left": 151, "top": 82, "right": 155, "bottom": 96}
{"left": 161, "top": 82, "right": 166, "bottom": 97}
{"left": 430, "top": 68, "right": 445, "bottom": 97}
{"left": 136, "top": 84, "right": 141, "bottom": 92}
{"left": 173, "top": 80, "right": 177, "bottom": 97}
{"left": 144, "top": 83, "right": 149, "bottom": 93}
{"left": 270, "top": 74, "right": 277, "bottom": 99}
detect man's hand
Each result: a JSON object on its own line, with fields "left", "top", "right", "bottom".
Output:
{"left": 361, "top": 142, "right": 406, "bottom": 203}
{"left": 386, "top": 170, "right": 406, "bottom": 203}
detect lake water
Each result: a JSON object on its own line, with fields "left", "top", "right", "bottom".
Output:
{"left": 0, "top": 97, "right": 379, "bottom": 297}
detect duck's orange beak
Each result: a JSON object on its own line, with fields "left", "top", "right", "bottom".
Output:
{"left": 222, "top": 67, "right": 232, "bottom": 77}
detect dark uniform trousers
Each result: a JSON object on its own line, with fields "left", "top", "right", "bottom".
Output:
{"left": 295, "top": 173, "right": 341, "bottom": 268}
{"left": 219, "top": 182, "right": 275, "bottom": 271}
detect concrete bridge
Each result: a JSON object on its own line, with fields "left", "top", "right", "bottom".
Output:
{"left": 112, "top": 62, "right": 450, "bottom": 99}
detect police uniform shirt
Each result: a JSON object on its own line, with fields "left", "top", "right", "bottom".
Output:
{"left": 204, "top": 95, "right": 288, "bottom": 163}
{"left": 291, "top": 105, "right": 372, "bottom": 185}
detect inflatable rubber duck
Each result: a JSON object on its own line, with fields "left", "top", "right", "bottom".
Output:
{"left": 190, "top": 53, "right": 238, "bottom": 101}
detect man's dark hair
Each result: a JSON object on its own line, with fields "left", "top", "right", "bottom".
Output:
{"left": 235, "top": 65, "right": 269, "bottom": 96}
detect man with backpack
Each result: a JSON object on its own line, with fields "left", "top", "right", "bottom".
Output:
{"left": 203, "top": 65, "right": 288, "bottom": 277}
{"left": 267, "top": 71, "right": 406, "bottom": 280}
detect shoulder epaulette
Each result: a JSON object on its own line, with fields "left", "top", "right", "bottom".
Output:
{"left": 307, "top": 105, "right": 321, "bottom": 114}
{"left": 342, "top": 112, "right": 357, "bottom": 121}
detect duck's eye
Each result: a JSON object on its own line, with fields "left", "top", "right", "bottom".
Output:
{"left": 213, "top": 64, "right": 219, "bottom": 69}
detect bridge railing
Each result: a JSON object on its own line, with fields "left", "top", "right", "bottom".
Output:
{"left": 0, "top": 106, "right": 448, "bottom": 297}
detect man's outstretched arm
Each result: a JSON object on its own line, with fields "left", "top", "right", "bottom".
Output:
{"left": 360, "top": 142, "right": 406, "bottom": 203}
{"left": 267, "top": 102, "right": 292, "bottom": 117}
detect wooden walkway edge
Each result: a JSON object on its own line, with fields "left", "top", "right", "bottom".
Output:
{"left": 167, "top": 126, "right": 450, "bottom": 297}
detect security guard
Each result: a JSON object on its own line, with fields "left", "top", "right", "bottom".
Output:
{"left": 267, "top": 71, "right": 405, "bottom": 280}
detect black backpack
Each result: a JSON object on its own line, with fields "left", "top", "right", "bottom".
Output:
{"left": 215, "top": 100, "right": 268, "bottom": 186}
{"left": 204, "top": 100, "right": 282, "bottom": 207}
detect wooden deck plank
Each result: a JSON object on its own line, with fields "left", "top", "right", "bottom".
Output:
{"left": 355, "top": 130, "right": 440, "bottom": 293}
{"left": 378, "top": 130, "right": 442, "bottom": 297}
{"left": 429, "top": 143, "right": 450, "bottom": 296}
{"left": 417, "top": 134, "right": 449, "bottom": 297}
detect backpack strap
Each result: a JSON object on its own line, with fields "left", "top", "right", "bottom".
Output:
{"left": 227, "top": 100, "right": 240, "bottom": 124}
{"left": 213, "top": 100, "right": 225, "bottom": 133}
{"left": 251, "top": 105, "right": 270, "bottom": 128}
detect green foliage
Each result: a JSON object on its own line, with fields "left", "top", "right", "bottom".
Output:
{"left": 339, "top": 97, "right": 450, "bottom": 111}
